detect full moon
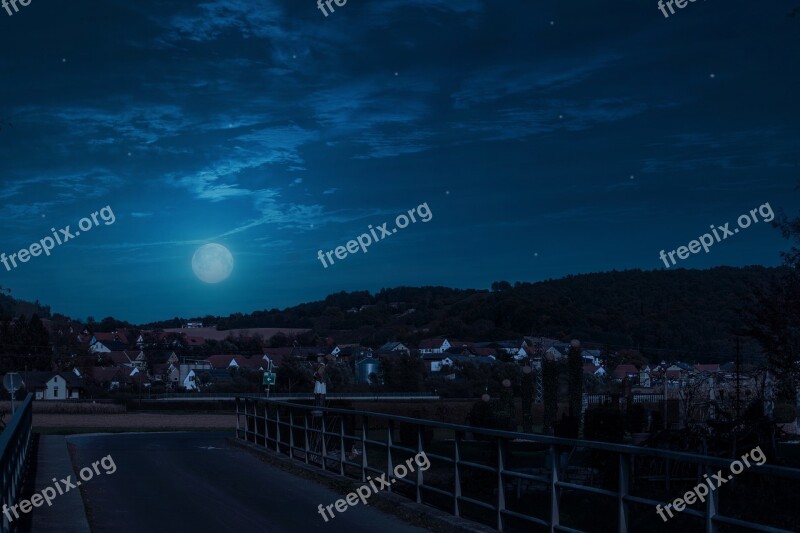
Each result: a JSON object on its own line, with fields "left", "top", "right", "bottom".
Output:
{"left": 192, "top": 243, "right": 234, "bottom": 284}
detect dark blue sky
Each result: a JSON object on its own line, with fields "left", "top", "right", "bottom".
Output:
{"left": 0, "top": 0, "right": 798, "bottom": 323}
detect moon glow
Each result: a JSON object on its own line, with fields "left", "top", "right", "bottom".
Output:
{"left": 192, "top": 243, "right": 234, "bottom": 284}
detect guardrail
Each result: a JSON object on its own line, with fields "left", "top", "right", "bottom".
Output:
{"left": 150, "top": 392, "right": 438, "bottom": 400}
{"left": 235, "top": 397, "right": 800, "bottom": 533}
{"left": 0, "top": 394, "right": 33, "bottom": 533}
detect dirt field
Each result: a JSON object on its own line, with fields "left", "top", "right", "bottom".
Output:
{"left": 33, "top": 412, "right": 237, "bottom": 430}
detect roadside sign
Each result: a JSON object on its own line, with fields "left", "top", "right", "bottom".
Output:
{"left": 2, "top": 372, "right": 22, "bottom": 393}
{"left": 263, "top": 372, "right": 276, "bottom": 386}
{"left": 2, "top": 372, "right": 23, "bottom": 415}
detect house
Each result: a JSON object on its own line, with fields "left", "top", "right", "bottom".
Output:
{"left": 448, "top": 354, "right": 496, "bottom": 367}
{"left": 582, "top": 350, "right": 603, "bottom": 366}
{"left": 131, "top": 350, "right": 148, "bottom": 369}
{"left": 336, "top": 345, "right": 372, "bottom": 363}
{"left": 694, "top": 364, "right": 721, "bottom": 375}
{"left": 185, "top": 336, "right": 205, "bottom": 348}
{"left": 418, "top": 338, "right": 450, "bottom": 354}
{"left": 14, "top": 371, "right": 84, "bottom": 400}
{"left": 612, "top": 364, "right": 640, "bottom": 381}
{"left": 93, "top": 331, "right": 129, "bottom": 346}
{"left": 90, "top": 367, "right": 124, "bottom": 391}
{"left": 422, "top": 353, "right": 449, "bottom": 372}
{"left": 377, "top": 342, "right": 410, "bottom": 354}
{"left": 184, "top": 368, "right": 232, "bottom": 390}
{"left": 178, "top": 359, "right": 212, "bottom": 385}
{"left": 583, "top": 363, "right": 606, "bottom": 377}
{"left": 89, "top": 339, "right": 129, "bottom": 353}
{"left": 99, "top": 351, "right": 134, "bottom": 368}
{"left": 544, "top": 344, "right": 570, "bottom": 361}
{"left": 429, "top": 356, "right": 454, "bottom": 372}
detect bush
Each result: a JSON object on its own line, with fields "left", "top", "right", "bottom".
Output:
{"left": 774, "top": 403, "right": 797, "bottom": 424}
{"left": 468, "top": 399, "right": 513, "bottom": 434}
{"left": 626, "top": 403, "right": 648, "bottom": 433}
{"left": 584, "top": 406, "right": 625, "bottom": 443}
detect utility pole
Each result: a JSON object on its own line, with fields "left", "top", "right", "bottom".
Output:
{"left": 735, "top": 336, "right": 742, "bottom": 422}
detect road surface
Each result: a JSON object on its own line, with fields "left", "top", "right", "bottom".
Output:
{"left": 66, "top": 432, "right": 429, "bottom": 533}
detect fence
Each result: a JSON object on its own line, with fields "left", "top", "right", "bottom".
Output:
{"left": 235, "top": 397, "right": 800, "bottom": 533}
{"left": 0, "top": 394, "right": 33, "bottom": 533}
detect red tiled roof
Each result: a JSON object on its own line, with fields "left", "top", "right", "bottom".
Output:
{"left": 94, "top": 331, "right": 129, "bottom": 345}
{"left": 583, "top": 363, "right": 601, "bottom": 375}
{"left": 185, "top": 336, "right": 205, "bottom": 346}
{"left": 103, "top": 351, "right": 133, "bottom": 366}
{"left": 419, "top": 338, "right": 448, "bottom": 349}
{"left": 612, "top": 364, "right": 639, "bottom": 380}
{"left": 694, "top": 364, "right": 720, "bottom": 373}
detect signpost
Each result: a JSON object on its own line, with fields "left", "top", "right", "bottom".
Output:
{"left": 3, "top": 372, "right": 24, "bottom": 415}
{"left": 262, "top": 358, "right": 276, "bottom": 398}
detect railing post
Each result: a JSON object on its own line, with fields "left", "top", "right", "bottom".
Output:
{"left": 415, "top": 426, "right": 423, "bottom": 503}
{"left": 550, "top": 445, "right": 560, "bottom": 532}
{"left": 289, "top": 410, "right": 295, "bottom": 460}
{"left": 235, "top": 397, "right": 240, "bottom": 439}
{"left": 303, "top": 413, "right": 310, "bottom": 464}
{"left": 339, "top": 417, "right": 345, "bottom": 476}
{"left": 705, "top": 465, "right": 719, "bottom": 533}
{"left": 275, "top": 409, "right": 282, "bottom": 453}
{"left": 618, "top": 454, "right": 630, "bottom": 533}
{"left": 454, "top": 431, "right": 462, "bottom": 517}
{"left": 361, "top": 415, "right": 369, "bottom": 482}
{"left": 321, "top": 413, "right": 328, "bottom": 471}
{"left": 386, "top": 420, "right": 394, "bottom": 493}
{"left": 264, "top": 404, "right": 269, "bottom": 448}
{"left": 497, "top": 438, "right": 506, "bottom": 531}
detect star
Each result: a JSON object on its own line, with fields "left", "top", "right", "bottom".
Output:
{"left": 127, "top": 152, "right": 132, "bottom": 156}
{"left": 61, "top": 58, "right": 66, "bottom": 63}
{"left": 534, "top": 253, "right": 539, "bottom": 257}
{"left": 445, "top": 190, "right": 450, "bottom": 195}
{"left": 709, "top": 73, "right": 716, "bottom": 79}
{"left": 549, "top": 21, "right": 555, "bottom": 26}
{"left": 292, "top": 54, "right": 297, "bottom": 59}
{"left": 558, "top": 114, "right": 563, "bottom": 119}
{"left": 630, "top": 175, "right": 635, "bottom": 180}
{"left": 394, "top": 72, "right": 398, "bottom": 76}
{"left": 41, "top": 214, "right": 46, "bottom": 218}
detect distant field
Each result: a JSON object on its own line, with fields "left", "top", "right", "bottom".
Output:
{"left": 163, "top": 326, "right": 309, "bottom": 340}
{"left": 32, "top": 412, "right": 236, "bottom": 431}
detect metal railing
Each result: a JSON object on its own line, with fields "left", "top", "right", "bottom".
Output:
{"left": 0, "top": 394, "right": 33, "bottom": 533}
{"left": 235, "top": 397, "right": 800, "bottom": 533}
{"left": 151, "top": 392, "right": 438, "bottom": 400}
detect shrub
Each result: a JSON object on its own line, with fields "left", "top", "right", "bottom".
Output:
{"left": 584, "top": 405, "right": 625, "bottom": 443}
{"left": 626, "top": 403, "right": 648, "bottom": 433}
{"left": 774, "top": 403, "right": 797, "bottom": 424}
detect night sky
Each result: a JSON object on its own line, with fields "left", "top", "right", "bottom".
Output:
{"left": 0, "top": 0, "right": 798, "bottom": 323}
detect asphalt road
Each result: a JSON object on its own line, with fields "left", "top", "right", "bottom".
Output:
{"left": 66, "top": 432, "right": 429, "bottom": 533}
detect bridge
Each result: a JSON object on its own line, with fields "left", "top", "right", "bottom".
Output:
{"left": 2, "top": 393, "right": 800, "bottom": 532}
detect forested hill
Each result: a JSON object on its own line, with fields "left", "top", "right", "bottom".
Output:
{"left": 0, "top": 286, "right": 51, "bottom": 320}
{"left": 146, "top": 266, "right": 783, "bottom": 364}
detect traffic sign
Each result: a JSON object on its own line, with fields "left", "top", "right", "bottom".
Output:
{"left": 262, "top": 372, "right": 276, "bottom": 386}
{"left": 3, "top": 372, "right": 22, "bottom": 393}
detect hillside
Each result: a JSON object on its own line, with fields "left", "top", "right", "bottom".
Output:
{"left": 144, "top": 266, "right": 782, "bottom": 364}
